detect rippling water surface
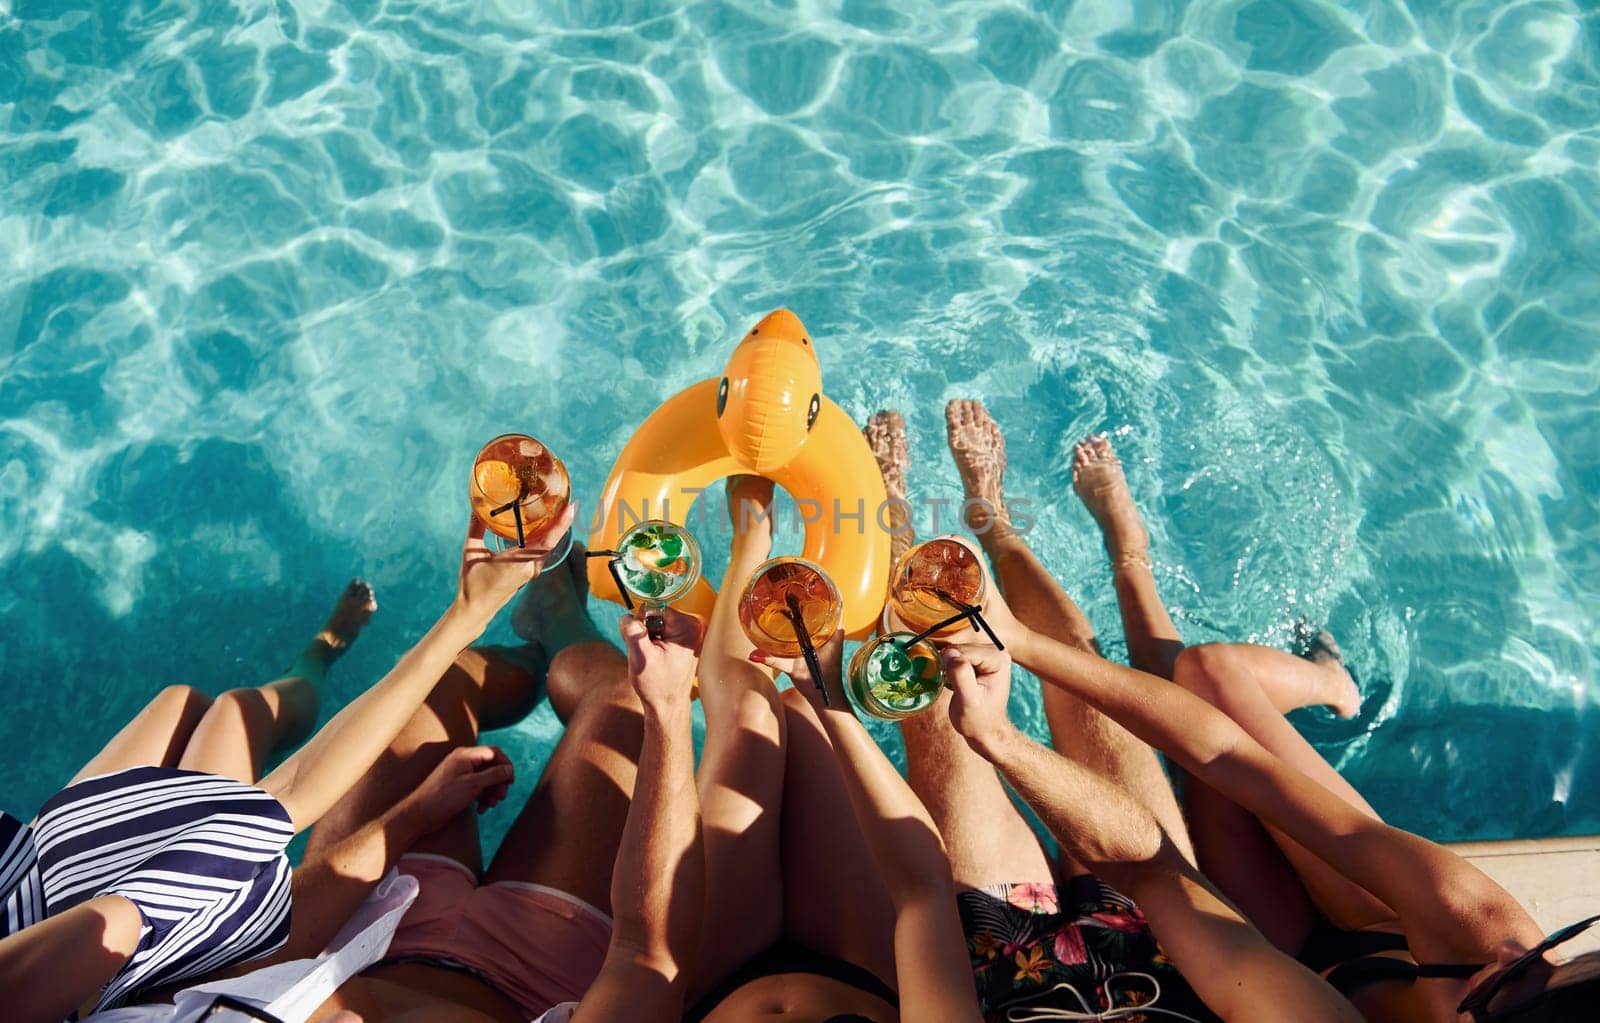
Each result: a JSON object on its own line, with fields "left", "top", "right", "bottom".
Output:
{"left": 2, "top": 0, "right": 1597, "bottom": 844}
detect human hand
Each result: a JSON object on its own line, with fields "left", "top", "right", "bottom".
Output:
{"left": 753, "top": 629, "right": 848, "bottom": 714}
{"left": 943, "top": 643, "right": 1017, "bottom": 756}
{"left": 454, "top": 503, "right": 578, "bottom": 627}
{"left": 397, "top": 745, "right": 514, "bottom": 840}
{"left": 620, "top": 606, "right": 702, "bottom": 710}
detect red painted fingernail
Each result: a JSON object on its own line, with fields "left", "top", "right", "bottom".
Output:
{"left": 748, "top": 651, "right": 766, "bottom": 663}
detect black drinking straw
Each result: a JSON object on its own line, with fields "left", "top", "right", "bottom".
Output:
{"left": 786, "top": 592, "right": 830, "bottom": 707}
{"left": 903, "top": 589, "right": 1005, "bottom": 652}
{"left": 584, "top": 549, "right": 636, "bottom": 611}
{"left": 489, "top": 483, "right": 529, "bottom": 548}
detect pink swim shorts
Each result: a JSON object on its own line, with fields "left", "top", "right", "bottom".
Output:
{"left": 384, "top": 853, "right": 612, "bottom": 1018}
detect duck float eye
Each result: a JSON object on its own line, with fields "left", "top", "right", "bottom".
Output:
{"left": 717, "top": 377, "right": 729, "bottom": 417}
{"left": 807, "top": 393, "right": 820, "bottom": 431}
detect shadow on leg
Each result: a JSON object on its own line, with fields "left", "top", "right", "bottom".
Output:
{"left": 483, "top": 640, "right": 641, "bottom": 915}
{"left": 689, "top": 476, "right": 788, "bottom": 998}
{"left": 69, "top": 685, "right": 214, "bottom": 785}
{"left": 303, "top": 651, "right": 513, "bottom": 873}
{"left": 780, "top": 688, "right": 902, "bottom": 989}
{"left": 945, "top": 402, "right": 1194, "bottom": 866}
{"left": 1174, "top": 645, "right": 1397, "bottom": 935}
{"left": 901, "top": 689, "right": 1054, "bottom": 892}
{"left": 178, "top": 580, "right": 378, "bottom": 784}
{"left": 989, "top": 529, "right": 1197, "bottom": 866}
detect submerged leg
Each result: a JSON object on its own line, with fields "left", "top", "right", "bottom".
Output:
{"left": 947, "top": 401, "right": 1193, "bottom": 865}
{"left": 1070, "top": 437, "right": 1183, "bottom": 680}
{"left": 875, "top": 406, "right": 1055, "bottom": 889}
{"left": 514, "top": 548, "right": 607, "bottom": 725}
{"left": 180, "top": 579, "right": 376, "bottom": 784}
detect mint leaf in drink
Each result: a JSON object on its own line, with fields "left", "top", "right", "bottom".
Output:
{"left": 879, "top": 646, "right": 911, "bottom": 681}
{"left": 631, "top": 571, "right": 667, "bottom": 597}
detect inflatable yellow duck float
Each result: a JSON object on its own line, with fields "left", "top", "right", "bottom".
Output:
{"left": 587, "top": 309, "right": 891, "bottom": 638}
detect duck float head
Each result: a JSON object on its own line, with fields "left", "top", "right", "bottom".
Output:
{"left": 588, "top": 308, "right": 892, "bottom": 639}
{"left": 716, "top": 308, "right": 824, "bottom": 473}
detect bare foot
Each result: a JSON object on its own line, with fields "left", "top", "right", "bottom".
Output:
{"left": 865, "top": 410, "right": 914, "bottom": 563}
{"left": 727, "top": 475, "right": 775, "bottom": 561}
{"left": 314, "top": 579, "right": 377, "bottom": 655}
{"left": 1296, "top": 625, "right": 1362, "bottom": 718}
{"left": 944, "top": 399, "right": 1011, "bottom": 539}
{"left": 1071, "top": 435, "right": 1151, "bottom": 569}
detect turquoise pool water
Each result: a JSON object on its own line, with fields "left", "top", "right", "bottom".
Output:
{"left": 2, "top": 1, "right": 1596, "bottom": 849}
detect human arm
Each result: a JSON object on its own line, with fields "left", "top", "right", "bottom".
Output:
{"left": 261, "top": 506, "right": 573, "bottom": 831}
{"left": 997, "top": 624, "right": 1542, "bottom": 962}
{"left": 945, "top": 644, "right": 1361, "bottom": 1023}
{"left": 247, "top": 745, "right": 515, "bottom": 971}
{"left": 572, "top": 607, "right": 704, "bottom": 1023}
{"left": 0, "top": 895, "right": 144, "bottom": 1023}
{"left": 765, "top": 634, "right": 982, "bottom": 1023}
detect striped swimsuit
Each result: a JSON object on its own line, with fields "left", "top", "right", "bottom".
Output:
{"left": 1, "top": 767, "right": 295, "bottom": 1013}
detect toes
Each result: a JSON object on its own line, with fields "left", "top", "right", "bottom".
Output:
{"left": 865, "top": 411, "right": 907, "bottom": 452}
{"left": 344, "top": 578, "right": 377, "bottom": 612}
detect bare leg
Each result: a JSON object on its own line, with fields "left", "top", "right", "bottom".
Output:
{"left": 865, "top": 411, "right": 915, "bottom": 566}
{"left": 1070, "top": 435, "right": 1372, "bottom": 944}
{"left": 1071, "top": 436, "right": 1182, "bottom": 680}
{"left": 1174, "top": 643, "right": 1395, "bottom": 934}
{"left": 515, "top": 549, "right": 608, "bottom": 725}
{"left": 305, "top": 668, "right": 507, "bottom": 873}
{"left": 779, "top": 688, "right": 901, "bottom": 987}
{"left": 900, "top": 690, "right": 1057, "bottom": 889}
{"left": 873, "top": 408, "right": 1055, "bottom": 889}
{"left": 688, "top": 476, "right": 788, "bottom": 998}
{"left": 180, "top": 580, "right": 376, "bottom": 783}
{"left": 69, "top": 685, "right": 214, "bottom": 785}
{"left": 482, "top": 637, "right": 641, "bottom": 914}
{"left": 947, "top": 401, "right": 1194, "bottom": 865}
{"left": 304, "top": 576, "right": 556, "bottom": 873}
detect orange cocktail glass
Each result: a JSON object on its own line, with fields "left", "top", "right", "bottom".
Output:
{"left": 888, "top": 536, "right": 986, "bottom": 636}
{"left": 738, "top": 557, "right": 843, "bottom": 658}
{"left": 470, "top": 433, "right": 573, "bottom": 563}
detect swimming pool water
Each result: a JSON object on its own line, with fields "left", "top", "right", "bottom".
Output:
{"left": 1, "top": 1, "right": 1596, "bottom": 849}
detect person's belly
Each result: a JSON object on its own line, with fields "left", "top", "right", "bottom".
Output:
{"left": 307, "top": 968, "right": 521, "bottom": 1023}
{"left": 700, "top": 972, "right": 897, "bottom": 1023}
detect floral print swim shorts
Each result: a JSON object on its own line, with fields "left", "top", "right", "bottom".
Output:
{"left": 957, "top": 875, "right": 1220, "bottom": 1022}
